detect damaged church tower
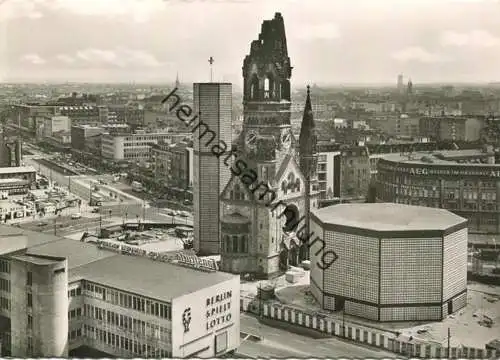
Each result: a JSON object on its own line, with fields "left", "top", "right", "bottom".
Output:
{"left": 219, "top": 12, "right": 319, "bottom": 278}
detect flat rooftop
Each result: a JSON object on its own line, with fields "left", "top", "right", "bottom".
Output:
{"left": 312, "top": 203, "right": 467, "bottom": 231}
{"left": 10, "top": 254, "right": 63, "bottom": 266}
{"left": 70, "top": 253, "right": 236, "bottom": 300}
{"left": 380, "top": 152, "right": 495, "bottom": 167}
{"left": 436, "top": 149, "right": 493, "bottom": 158}
{"left": 0, "top": 225, "right": 235, "bottom": 301}
{"left": 0, "top": 166, "right": 36, "bottom": 175}
{"left": 27, "top": 238, "right": 116, "bottom": 269}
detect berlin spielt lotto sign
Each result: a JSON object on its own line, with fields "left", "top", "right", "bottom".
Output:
{"left": 181, "top": 291, "right": 232, "bottom": 333}
{"left": 206, "top": 291, "right": 232, "bottom": 331}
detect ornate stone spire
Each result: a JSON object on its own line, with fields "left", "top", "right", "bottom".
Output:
{"left": 299, "top": 85, "right": 318, "bottom": 178}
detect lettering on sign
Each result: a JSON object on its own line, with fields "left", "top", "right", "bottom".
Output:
{"left": 121, "top": 244, "right": 147, "bottom": 257}
{"left": 206, "top": 291, "right": 232, "bottom": 331}
{"left": 176, "top": 253, "right": 218, "bottom": 272}
{"left": 379, "top": 162, "right": 500, "bottom": 178}
{"left": 97, "top": 240, "right": 121, "bottom": 251}
{"left": 95, "top": 240, "right": 217, "bottom": 272}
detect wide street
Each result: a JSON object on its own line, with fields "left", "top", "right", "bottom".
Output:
{"left": 98, "top": 203, "right": 193, "bottom": 226}
{"left": 238, "top": 313, "right": 399, "bottom": 358}
{"left": 18, "top": 215, "right": 114, "bottom": 236}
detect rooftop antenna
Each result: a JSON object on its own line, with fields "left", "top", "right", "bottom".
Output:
{"left": 208, "top": 56, "right": 214, "bottom": 82}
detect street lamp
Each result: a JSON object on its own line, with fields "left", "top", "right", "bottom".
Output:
{"left": 258, "top": 282, "right": 262, "bottom": 319}
{"left": 53, "top": 213, "right": 61, "bottom": 236}
{"left": 123, "top": 212, "right": 128, "bottom": 227}
{"left": 342, "top": 309, "right": 346, "bottom": 338}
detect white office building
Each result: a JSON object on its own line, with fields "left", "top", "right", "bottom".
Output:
{"left": 101, "top": 131, "right": 190, "bottom": 162}
{"left": 0, "top": 226, "right": 240, "bottom": 358}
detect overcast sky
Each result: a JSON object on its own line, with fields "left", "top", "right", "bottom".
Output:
{"left": 1, "top": 0, "right": 499, "bottom": 85}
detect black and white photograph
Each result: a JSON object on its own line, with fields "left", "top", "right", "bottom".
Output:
{"left": 0, "top": 0, "right": 499, "bottom": 358}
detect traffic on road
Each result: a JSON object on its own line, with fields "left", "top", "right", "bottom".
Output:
{"left": 238, "top": 313, "right": 400, "bottom": 359}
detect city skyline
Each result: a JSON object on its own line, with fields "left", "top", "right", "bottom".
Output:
{"left": 1, "top": 0, "right": 499, "bottom": 85}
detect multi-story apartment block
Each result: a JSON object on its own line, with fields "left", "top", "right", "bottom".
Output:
{"left": 10, "top": 104, "right": 57, "bottom": 132}
{"left": 97, "top": 106, "right": 109, "bottom": 123}
{"left": 419, "top": 116, "right": 484, "bottom": 142}
{"left": 152, "top": 141, "right": 193, "bottom": 189}
{"left": 290, "top": 103, "right": 328, "bottom": 113}
{"left": 101, "top": 131, "right": 190, "bottom": 163}
{"left": 71, "top": 125, "right": 104, "bottom": 151}
{"left": 316, "top": 142, "right": 370, "bottom": 200}
{"left": 339, "top": 146, "right": 371, "bottom": 199}
{"left": 57, "top": 106, "right": 99, "bottom": 124}
{"left": 350, "top": 101, "right": 397, "bottom": 113}
{"left": 317, "top": 150, "right": 341, "bottom": 200}
{"left": 370, "top": 114, "right": 419, "bottom": 138}
{"left": 43, "top": 116, "right": 71, "bottom": 138}
{"left": 107, "top": 105, "right": 145, "bottom": 128}
{"left": 0, "top": 227, "right": 240, "bottom": 358}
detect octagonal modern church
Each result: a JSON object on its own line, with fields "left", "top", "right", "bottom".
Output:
{"left": 309, "top": 203, "right": 468, "bottom": 322}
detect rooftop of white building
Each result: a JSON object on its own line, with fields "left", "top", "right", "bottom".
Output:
{"left": 1, "top": 225, "right": 236, "bottom": 301}
{"left": 70, "top": 253, "right": 235, "bottom": 300}
{"left": 312, "top": 203, "right": 467, "bottom": 232}
{"left": 379, "top": 150, "right": 494, "bottom": 166}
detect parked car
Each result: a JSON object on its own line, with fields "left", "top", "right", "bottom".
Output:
{"left": 71, "top": 213, "right": 82, "bottom": 219}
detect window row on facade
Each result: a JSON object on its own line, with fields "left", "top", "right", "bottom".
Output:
{"left": 68, "top": 287, "right": 82, "bottom": 298}
{"left": 83, "top": 281, "right": 172, "bottom": 320}
{"left": 69, "top": 307, "right": 82, "bottom": 320}
{"left": 68, "top": 328, "right": 82, "bottom": 341}
{"left": 83, "top": 324, "right": 172, "bottom": 358}
{"left": 0, "top": 278, "right": 10, "bottom": 292}
{"left": 0, "top": 259, "right": 10, "bottom": 273}
{"left": 0, "top": 296, "right": 10, "bottom": 310}
{"left": 84, "top": 304, "right": 171, "bottom": 342}
{"left": 222, "top": 234, "right": 249, "bottom": 253}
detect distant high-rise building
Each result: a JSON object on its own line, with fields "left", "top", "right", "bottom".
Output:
{"left": 407, "top": 78, "right": 413, "bottom": 95}
{"left": 193, "top": 83, "right": 232, "bottom": 255}
{"left": 0, "top": 128, "right": 22, "bottom": 167}
{"left": 175, "top": 72, "right": 180, "bottom": 88}
{"left": 397, "top": 74, "right": 404, "bottom": 93}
